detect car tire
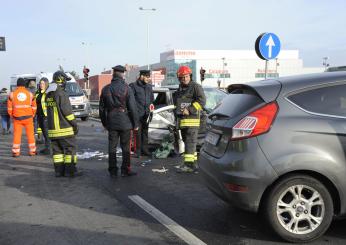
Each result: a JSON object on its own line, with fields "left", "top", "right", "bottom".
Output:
{"left": 81, "top": 116, "right": 89, "bottom": 121}
{"left": 264, "top": 174, "right": 333, "bottom": 243}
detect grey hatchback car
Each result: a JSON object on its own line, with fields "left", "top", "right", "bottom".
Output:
{"left": 199, "top": 72, "right": 346, "bottom": 243}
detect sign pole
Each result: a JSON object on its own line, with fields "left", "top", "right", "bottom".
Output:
{"left": 0, "top": 37, "right": 6, "bottom": 51}
{"left": 264, "top": 60, "right": 268, "bottom": 79}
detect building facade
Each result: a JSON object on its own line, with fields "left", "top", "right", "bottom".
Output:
{"left": 128, "top": 49, "right": 324, "bottom": 88}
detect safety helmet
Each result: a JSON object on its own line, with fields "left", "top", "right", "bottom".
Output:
{"left": 177, "top": 66, "right": 192, "bottom": 78}
{"left": 53, "top": 71, "right": 71, "bottom": 84}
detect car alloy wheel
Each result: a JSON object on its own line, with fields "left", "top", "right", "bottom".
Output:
{"left": 277, "top": 185, "right": 324, "bottom": 234}
{"left": 264, "top": 175, "right": 333, "bottom": 243}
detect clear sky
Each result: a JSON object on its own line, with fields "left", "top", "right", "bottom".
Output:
{"left": 1, "top": 0, "right": 346, "bottom": 88}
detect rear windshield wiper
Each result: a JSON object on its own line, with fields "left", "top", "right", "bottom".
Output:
{"left": 208, "top": 112, "right": 230, "bottom": 120}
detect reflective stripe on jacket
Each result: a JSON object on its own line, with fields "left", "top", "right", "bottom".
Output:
{"left": 35, "top": 90, "right": 47, "bottom": 117}
{"left": 173, "top": 81, "right": 206, "bottom": 128}
{"left": 7, "top": 87, "right": 36, "bottom": 120}
{"left": 46, "top": 83, "right": 77, "bottom": 139}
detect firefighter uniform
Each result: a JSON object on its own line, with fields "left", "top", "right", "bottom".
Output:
{"left": 46, "top": 71, "right": 79, "bottom": 177}
{"left": 173, "top": 66, "right": 206, "bottom": 173}
{"left": 7, "top": 78, "right": 37, "bottom": 157}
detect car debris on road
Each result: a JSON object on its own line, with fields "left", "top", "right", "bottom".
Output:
{"left": 152, "top": 167, "right": 168, "bottom": 174}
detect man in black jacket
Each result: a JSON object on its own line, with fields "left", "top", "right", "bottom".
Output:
{"left": 129, "top": 70, "right": 154, "bottom": 158}
{"left": 99, "top": 65, "right": 139, "bottom": 177}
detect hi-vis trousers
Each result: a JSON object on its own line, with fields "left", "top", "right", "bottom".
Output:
{"left": 51, "top": 137, "right": 77, "bottom": 167}
{"left": 181, "top": 127, "right": 198, "bottom": 166}
{"left": 12, "top": 118, "right": 36, "bottom": 156}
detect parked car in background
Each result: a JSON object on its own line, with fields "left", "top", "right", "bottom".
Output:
{"left": 325, "top": 66, "right": 346, "bottom": 72}
{"left": 64, "top": 76, "right": 91, "bottom": 121}
{"left": 10, "top": 72, "right": 91, "bottom": 121}
{"left": 199, "top": 72, "right": 346, "bottom": 243}
{"left": 149, "top": 86, "right": 227, "bottom": 145}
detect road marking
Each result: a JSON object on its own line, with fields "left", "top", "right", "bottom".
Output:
{"left": 129, "top": 195, "right": 206, "bottom": 245}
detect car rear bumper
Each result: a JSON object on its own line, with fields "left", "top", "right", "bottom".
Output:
{"left": 199, "top": 138, "right": 278, "bottom": 212}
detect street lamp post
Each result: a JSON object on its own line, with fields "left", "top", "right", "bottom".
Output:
{"left": 322, "top": 57, "right": 329, "bottom": 71}
{"left": 222, "top": 57, "right": 227, "bottom": 88}
{"left": 139, "top": 7, "right": 156, "bottom": 70}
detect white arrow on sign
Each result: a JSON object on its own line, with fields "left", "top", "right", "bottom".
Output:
{"left": 266, "top": 35, "right": 275, "bottom": 58}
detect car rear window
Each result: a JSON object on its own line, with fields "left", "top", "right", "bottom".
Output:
{"left": 287, "top": 83, "right": 346, "bottom": 117}
{"left": 203, "top": 88, "right": 227, "bottom": 113}
{"left": 210, "top": 90, "right": 264, "bottom": 118}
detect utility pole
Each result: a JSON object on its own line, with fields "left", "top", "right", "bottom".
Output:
{"left": 139, "top": 7, "right": 156, "bottom": 70}
{"left": 322, "top": 57, "right": 329, "bottom": 71}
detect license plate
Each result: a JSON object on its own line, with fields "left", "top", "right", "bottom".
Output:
{"left": 205, "top": 131, "right": 220, "bottom": 145}
{"left": 74, "top": 111, "right": 81, "bottom": 116}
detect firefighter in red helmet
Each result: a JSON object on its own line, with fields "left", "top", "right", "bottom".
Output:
{"left": 173, "top": 66, "right": 206, "bottom": 173}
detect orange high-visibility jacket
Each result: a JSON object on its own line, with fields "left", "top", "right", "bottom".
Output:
{"left": 7, "top": 86, "right": 37, "bottom": 120}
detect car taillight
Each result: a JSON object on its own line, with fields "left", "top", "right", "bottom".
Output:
{"left": 231, "top": 102, "right": 278, "bottom": 140}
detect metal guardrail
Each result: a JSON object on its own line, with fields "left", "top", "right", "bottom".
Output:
{"left": 90, "top": 101, "right": 99, "bottom": 118}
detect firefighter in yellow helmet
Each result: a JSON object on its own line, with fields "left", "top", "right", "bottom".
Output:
{"left": 46, "top": 71, "right": 81, "bottom": 177}
{"left": 173, "top": 66, "right": 206, "bottom": 173}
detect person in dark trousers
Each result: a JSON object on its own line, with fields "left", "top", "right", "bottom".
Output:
{"left": 173, "top": 66, "right": 206, "bottom": 173}
{"left": 46, "top": 71, "right": 81, "bottom": 177}
{"left": 0, "top": 88, "right": 11, "bottom": 134}
{"left": 35, "top": 77, "right": 50, "bottom": 154}
{"left": 99, "top": 65, "right": 139, "bottom": 177}
{"left": 129, "top": 70, "right": 154, "bottom": 158}
{"left": 28, "top": 80, "right": 39, "bottom": 140}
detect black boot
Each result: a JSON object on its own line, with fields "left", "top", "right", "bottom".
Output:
{"left": 54, "top": 164, "right": 65, "bottom": 177}
{"left": 142, "top": 149, "right": 152, "bottom": 157}
{"left": 108, "top": 167, "right": 118, "bottom": 177}
{"left": 72, "top": 165, "right": 83, "bottom": 177}
{"left": 65, "top": 164, "right": 83, "bottom": 177}
{"left": 39, "top": 147, "right": 51, "bottom": 155}
{"left": 121, "top": 167, "right": 137, "bottom": 177}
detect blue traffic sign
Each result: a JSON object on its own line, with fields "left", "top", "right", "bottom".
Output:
{"left": 255, "top": 33, "right": 281, "bottom": 60}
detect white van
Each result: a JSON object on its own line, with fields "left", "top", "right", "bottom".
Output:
{"left": 10, "top": 72, "right": 91, "bottom": 121}
{"left": 10, "top": 74, "right": 36, "bottom": 91}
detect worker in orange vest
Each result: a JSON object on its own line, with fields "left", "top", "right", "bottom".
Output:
{"left": 7, "top": 78, "right": 37, "bottom": 157}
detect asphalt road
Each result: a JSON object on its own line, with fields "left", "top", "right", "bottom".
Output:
{"left": 0, "top": 120, "right": 346, "bottom": 245}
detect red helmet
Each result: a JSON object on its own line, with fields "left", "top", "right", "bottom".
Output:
{"left": 177, "top": 66, "right": 192, "bottom": 77}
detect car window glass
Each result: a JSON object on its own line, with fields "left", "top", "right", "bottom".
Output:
{"left": 65, "top": 83, "right": 84, "bottom": 96}
{"left": 288, "top": 84, "right": 346, "bottom": 117}
{"left": 211, "top": 93, "right": 263, "bottom": 118}
{"left": 203, "top": 88, "right": 227, "bottom": 112}
{"left": 153, "top": 92, "right": 167, "bottom": 108}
